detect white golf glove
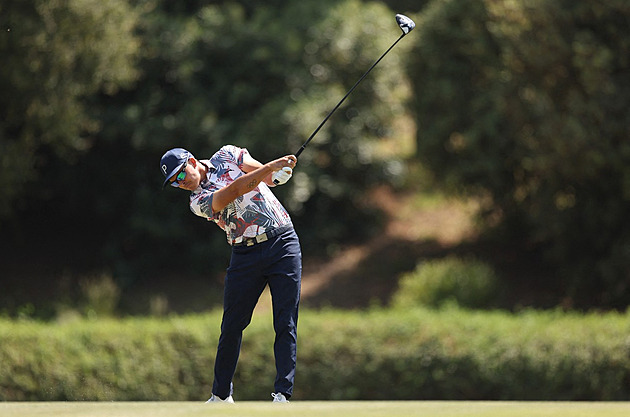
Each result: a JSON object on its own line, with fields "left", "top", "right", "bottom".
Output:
{"left": 272, "top": 167, "right": 293, "bottom": 185}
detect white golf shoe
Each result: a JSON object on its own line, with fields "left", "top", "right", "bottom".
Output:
{"left": 271, "top": 392, "right": 289, "bottom": 403}
{"left": 206, "top": 394, "right": 234, "bottom": 403}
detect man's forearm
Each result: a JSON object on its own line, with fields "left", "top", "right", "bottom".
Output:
{"left": 211, "top": 164, "right": 274, "bottom": 212}
{"left": 238, "top": 164, "right": 274, "bottom": 192}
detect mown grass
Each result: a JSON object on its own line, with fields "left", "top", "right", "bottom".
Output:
{"left": 1, "top": 401, "right": 630, "bottom": 417}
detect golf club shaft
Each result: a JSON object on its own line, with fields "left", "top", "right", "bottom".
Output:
{"left": 295, "top": 33, "right": 406, "bottom": 157}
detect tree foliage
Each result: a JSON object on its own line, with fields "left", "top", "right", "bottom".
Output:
{"left": 1, "top": 0, "right": 413, "bottom": 296}
{"left": 0, "top": 0, "right": 139, "bottom": 218}
{"left": 3, "top": 0, "right": 630, "bottom": 312}
{"left": 412, "top": 0, "right": 630, "bottom": 307}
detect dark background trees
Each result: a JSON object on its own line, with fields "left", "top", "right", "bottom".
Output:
{"left": 412, "top": 0, "right": 630, "bottom": 308}
{"left": 1, "top": 0, "right": 629, "bottom": 317}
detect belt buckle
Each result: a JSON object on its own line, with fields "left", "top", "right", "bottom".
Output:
{"left": 255, "top": 233, "right": 268, "bottom": 244}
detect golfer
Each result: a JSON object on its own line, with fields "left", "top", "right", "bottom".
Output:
{"left": 160, "top": 145, "right": 301, "bottom": 403}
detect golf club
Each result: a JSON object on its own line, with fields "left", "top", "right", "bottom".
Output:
{"left": 295, "top": 14, "right": 415, "bottom": 158}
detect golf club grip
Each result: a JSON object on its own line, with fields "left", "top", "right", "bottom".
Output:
{"left": 295, "top": 145, "right": 306, "bottom": 158}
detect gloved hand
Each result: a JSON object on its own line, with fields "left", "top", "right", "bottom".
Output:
{"left": 272, "top": 167, "right": 293, "bottom": 185}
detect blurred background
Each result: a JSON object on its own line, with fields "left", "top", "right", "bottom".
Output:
{"left": 1, "top": 0, "right": 629, "bottom": 320}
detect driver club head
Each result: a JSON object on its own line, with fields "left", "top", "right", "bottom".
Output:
{"left": 396, "top": 14, "right": 416, "bottom": 35}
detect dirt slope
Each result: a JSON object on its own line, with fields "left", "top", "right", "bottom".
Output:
{"left": 299, "top": 186, "right": 480, "bottom": 309}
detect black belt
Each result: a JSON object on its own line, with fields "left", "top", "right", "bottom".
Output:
{"left": 231, "top": 224, "right": 293, "bottom": 247}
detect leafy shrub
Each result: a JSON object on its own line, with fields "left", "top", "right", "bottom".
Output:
{"left": 2, "top": 308, "right": 630, "bottom": 401}
{"left": 79, "top": 273, "right": 121, "bottom": 318}
{"left": 392, "top": 257, "right": 499, "bottom": 309}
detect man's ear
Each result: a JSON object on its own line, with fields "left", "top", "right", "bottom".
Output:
{"left": 189, "top": 157, "right": 197, "bottom": 167}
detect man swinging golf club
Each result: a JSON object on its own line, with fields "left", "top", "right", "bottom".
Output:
{"left": 159, "top": 13, "right": 415, "bottom": 403}
{"left": 160, "top": 145, "right": 300, "bottom": 403}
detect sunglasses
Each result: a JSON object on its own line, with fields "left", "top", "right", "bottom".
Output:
{"left": 170, "top": 159, "right": 188, "bottom": 188}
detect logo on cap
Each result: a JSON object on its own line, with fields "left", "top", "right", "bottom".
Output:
{"left": 162, "top": 164, "right": 168, "bottom": 175}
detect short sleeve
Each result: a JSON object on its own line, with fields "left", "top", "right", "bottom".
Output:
{"left": 190, "top": 189, "right": 216, "bottom": 219}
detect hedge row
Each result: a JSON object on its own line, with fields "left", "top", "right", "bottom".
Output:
{"left": 1, "top": 307, "right": 629, "bottom": 401}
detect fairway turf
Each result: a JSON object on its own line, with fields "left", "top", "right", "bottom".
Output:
{"left": 1, "top": 401, "right": 629, "bottom": 417}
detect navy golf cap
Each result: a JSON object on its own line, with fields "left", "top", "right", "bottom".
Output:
{"left": 160, "top": 148, "right": 191, "bottom": 187}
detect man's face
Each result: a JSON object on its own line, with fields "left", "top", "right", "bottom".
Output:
{"left": 168, "top": 158, "right": 201, "bottom": 191}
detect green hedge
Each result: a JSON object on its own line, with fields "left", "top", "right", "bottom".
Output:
{"left": 1, "top": 308, "right": 629, "bottom": 401}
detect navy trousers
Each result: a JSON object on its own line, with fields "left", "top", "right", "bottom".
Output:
{"left": 212, "top": 227, "right": 302, "bottom": 399}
